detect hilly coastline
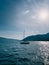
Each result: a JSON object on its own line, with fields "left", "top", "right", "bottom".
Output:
{"left": 23, "top": 33, "right": 49, "bottom": 41}
{"left": 0, "top": 33, "right": 49, "bottom": 42}
{"left": 0, "top": 37, "right": 20, "bottom": 43}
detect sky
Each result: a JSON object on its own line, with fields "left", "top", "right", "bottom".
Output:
{"left": 0, "top": 0, "right": 49, "bottom": 40}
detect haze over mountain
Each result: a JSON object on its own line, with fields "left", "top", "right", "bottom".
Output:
{"left": 0, "top": 37, "right": 20, "bottom": 43}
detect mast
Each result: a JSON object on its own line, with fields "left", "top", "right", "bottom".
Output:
{"left": 23, "top": 30, "right": 25, "bottom": 39}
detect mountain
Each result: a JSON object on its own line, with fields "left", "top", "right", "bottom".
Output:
{"left": 0, "top": 37, "right": 20, "bottom": 43}
{"left": 23, "top": 33, "right": 49, "bottom": 41}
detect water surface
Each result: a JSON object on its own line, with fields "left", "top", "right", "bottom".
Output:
{"left": 0, "top": 41, "right": 49, "bottom": 65}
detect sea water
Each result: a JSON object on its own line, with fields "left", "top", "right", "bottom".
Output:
{"left": 0, "top": 41, "right": 49, "bottom": 65}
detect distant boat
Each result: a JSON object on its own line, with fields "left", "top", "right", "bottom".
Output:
{"left": 20, "top": 30, "right": 29, "bottom": 44}
{"left": 20, "top": 41, "right": 29, "bottom": 44}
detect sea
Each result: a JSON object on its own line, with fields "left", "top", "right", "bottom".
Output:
{"left": 0, "top": 41, "right": 49, "bottom": 65}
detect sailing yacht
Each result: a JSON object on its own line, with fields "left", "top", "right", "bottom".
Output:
{"left": 20, "top": 30, "right": 29, "bottom": 44}
{"left": 20, "top": 41, "right": 29, "bottom": 44}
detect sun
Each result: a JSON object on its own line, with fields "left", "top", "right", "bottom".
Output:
{"left": 38, "top": 9, "right": 48, "bottom": 21}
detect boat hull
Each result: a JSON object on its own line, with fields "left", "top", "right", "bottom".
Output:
{"left": 20, "top": 41, "right": 29, "bottom": 44}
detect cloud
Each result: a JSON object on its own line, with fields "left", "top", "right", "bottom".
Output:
{"left": 31, "top": 15, "right": 37, "bottom": 19}
{"left": 23, "top": 10, "right": 30, "bottom": 15}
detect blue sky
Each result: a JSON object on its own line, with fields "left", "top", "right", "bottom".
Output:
{"left": 0, "top": 0, "right": 49, "bottom": 40}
